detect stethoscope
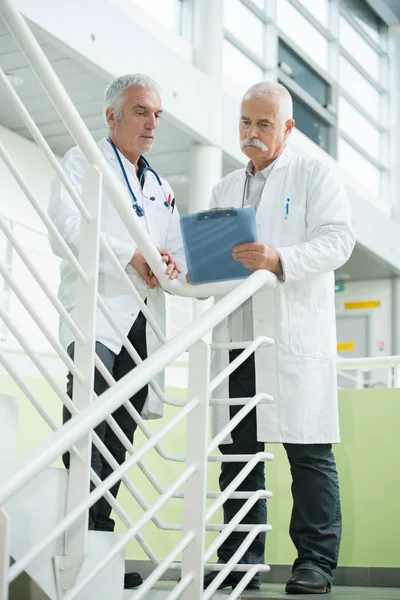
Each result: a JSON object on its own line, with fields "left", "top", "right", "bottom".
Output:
{"left": 107, "top": 137, "right": 173, "bottom": 217}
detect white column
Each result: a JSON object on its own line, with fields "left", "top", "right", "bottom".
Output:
{"left": 188, "top": 145, "right": 222, "bottom": 213}
{"left": 193, "top": 0, "right": 223, "bottom": 80}
{"left": 264, "top": 0, "right": 278, "bottom": 82}
{"left": 190, "top": 0, "right": 224, "bottom": 326}
{"left": 389, "top": 25, "right": 400, "bottom": 223}
{"left": 189, "top": 0, "right": 223, "bottom": 211}
{"left": 188, "top": 145, "right": 222, "bottom": 328}
{"left": 389, "top": 27, "right": 400, "bottom": 367}
{"left": 392, "top": 278, "right": 400, "bottom": 356}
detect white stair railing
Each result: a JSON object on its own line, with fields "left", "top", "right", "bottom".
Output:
{"left": 1, "top": 3, "right": 397, "bottom": 597}
{"left": 337, "top": 355, "right": 400, "bottom": 389}
{"left": 0, "top": 0, "right": 279, "bottom": 598}
{"left": 0, "top": 270, "right": 276, "bottom": 600}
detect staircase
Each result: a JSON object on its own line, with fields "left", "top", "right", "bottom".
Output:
{"left": 0, "top": 1, "right": 277, "bottom": 599}
{"left": 0, "top": 393, "right": 125, "bottom": 600}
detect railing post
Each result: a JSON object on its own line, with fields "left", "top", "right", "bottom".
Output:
{"left": 180, "top": 340, "right": 210, "bottom": 599}
{"left": 394, "top": 365, "right": 400, "bottom": 388}
{"left": 355, "top": 369, "right": 364, "bottom": 389}
{"left": 0, "top": 509, "right": 9, "bottom": 600}
{"left": 56, "top": 166, "right": 101, "bottom": 591}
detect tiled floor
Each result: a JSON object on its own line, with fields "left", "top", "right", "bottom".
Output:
{"left": 123, "top": 582, "right": 400, "bottom": 599}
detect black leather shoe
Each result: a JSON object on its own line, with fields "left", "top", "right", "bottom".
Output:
{"left": 285, "top": 569, "right": 330, "bottom": 594}
{"left": 124, "top": 572, "right": 143, "bottom": 589}
{"left": 204, "top": 570, "right": 260, "bottom": 590}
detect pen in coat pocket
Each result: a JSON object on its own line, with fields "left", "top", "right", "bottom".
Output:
{"left": 285, "top": 198, "right": 290, "bottom": 219}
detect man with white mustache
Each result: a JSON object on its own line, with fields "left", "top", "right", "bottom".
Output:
{"left": 204, "top": 82, "right": 354, "bottom": 594}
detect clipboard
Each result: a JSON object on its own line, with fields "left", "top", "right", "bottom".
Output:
{"left": 180, "top": 206, "right": 258, "bottom": 284}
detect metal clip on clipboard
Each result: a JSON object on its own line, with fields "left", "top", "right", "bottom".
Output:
{"left": 197, "top": 207, "right": 237, "bottom": 220}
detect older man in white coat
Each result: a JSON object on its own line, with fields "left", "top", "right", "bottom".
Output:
{"left": 48, "top": 74, "right": 185, "bottom": 589}
{"left": 205, "top": 82, "right": 355, "bottom": 594}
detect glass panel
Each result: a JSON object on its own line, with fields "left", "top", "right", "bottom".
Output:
{"left": 223, "top": 39, "right": 264, "bottom": 91}
{"left": 293, "top": 96, "right": 331, "bottom": 152}
{"left": 338, "top": 97, "right": 380, "bottom": 160}
{"left": 339, "top": 56, "right": 380, "bottom": 118}
{"left": 339, "top": 16, "right": 380, "bottom": 80}
{"left": 277, "top": 0, "right": 329, "bottom": 70}
{"left": 339, "top": 138, "right": 380, "bottom": 197}
{"left": 224, "top": 0, "right": 265, "bottom": 57}
{"left": 342, "top": 0, "right": 381, "bottom": 44}
{"left": 297, "top": 0, "right": 329, "bottom": 27}
{"left": 133, "top": 0, "right": 178, "bottom": 31}
{"left": 279, "top": 40, "right": 330, "bottom": 106}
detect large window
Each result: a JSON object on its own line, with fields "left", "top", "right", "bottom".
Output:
{"left": 338, "top": 98, "right": 380, "bottom": 160}
{"left": 277, "top": 0, "right": 329, "bottom": 70}
{"left": 132, "top": 0, "right": 187, "bottom": 37}
{"left": 279, "top": 40, "right": 330, "bottom": 107}
{"left": 292, "top": 96, "right": 331, "bottom": 152}
{"left": 278, "top": 38, "right": 334, "bottom": 156}
{"left": 223, "top": 39, "right": 263, "bottom": 90}
{"left": 343, "top": 0, "right": 381, "bottom": 43}
{"left": 224, "top": 0, "right": 265, "bottom": 58}
{"left": 339, "top": 139, "right": 381, "bottom": 197}
{"left": 339, "top": 56, "right": 380, "bottom": 118}
{"left": 223, "top": 0, "right": 266, "bottom": 92}
{"left": 296, "top": 0, "right": 329, "bottom": 27}
{"left": 220, "top": 0, "right": 390, "bottom": 207}
{"left": 339, "top": 16, "right": 380, "bottom": 80}
{"left": 337, "top": 0, "right": 388, "bottom": 201}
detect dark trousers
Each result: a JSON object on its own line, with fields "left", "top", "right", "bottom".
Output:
{"left": 218, "top": 351, "right": 342, "bottom": 586}
{"left": 63, "top": 312, "right": 148, "bottom": 531}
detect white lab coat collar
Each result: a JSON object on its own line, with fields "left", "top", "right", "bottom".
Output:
{"left": 98, "top": 136, "right": 140, "bottom": 174}
{"left": 245, "top": 145, "right": 293, "bottom": 177}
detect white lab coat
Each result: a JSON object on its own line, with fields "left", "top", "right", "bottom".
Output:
{"left": 48, "top": 137, "right": 185, "bottom": 419}
{"left": 210, "top": 147, "right": 355, "bottom": 444}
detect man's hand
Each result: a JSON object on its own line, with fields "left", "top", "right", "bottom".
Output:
{"left": 157, "top": 247, "right": 181, "bottom": 281}
{"left": 232, "top": 242, "right": 283, "bottom": 276}
{"left": 129, "top": 248, "right": 182, "bottom": 289}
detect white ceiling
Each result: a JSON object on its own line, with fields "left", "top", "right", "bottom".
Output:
{"left": 336, "top": 243, "right": 400, "bottom": 282}
{"left": 0, "top": 16, "right": 198, "bottom": 171}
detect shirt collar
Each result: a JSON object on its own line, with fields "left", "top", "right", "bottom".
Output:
{"left": 246, "top": 157, "right": 278, "bottom": 179}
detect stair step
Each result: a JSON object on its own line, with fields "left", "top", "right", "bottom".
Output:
{"left": 122, "top": 582, "right": 231, "bottom": 599}
{"left": 6, "top": 467, "right": 125, "bottom": 600}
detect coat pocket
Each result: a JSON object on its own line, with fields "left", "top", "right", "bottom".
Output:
{"left": 288, "top": 295, "right": 334, "bottom": 359}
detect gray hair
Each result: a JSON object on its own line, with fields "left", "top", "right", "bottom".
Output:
{"left": 103, "top": 73, "right": 161, "bottom": 128}
{"left": 242, "top": 82, "right": 293, "bottom": 128}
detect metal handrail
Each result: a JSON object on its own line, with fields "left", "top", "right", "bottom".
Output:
{"left": 337, "top": 355, "right": 400, "bottom": 370}
{"left": 0, "top": 269, "right": 275, "bottom": 506}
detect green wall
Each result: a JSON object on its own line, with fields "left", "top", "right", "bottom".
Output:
{"left": 2, "top": 374, "right": 399, "bottom": 568}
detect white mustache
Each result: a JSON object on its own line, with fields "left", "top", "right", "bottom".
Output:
{"left": 240, "top": 138, "right": 268, "bottom": 152}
